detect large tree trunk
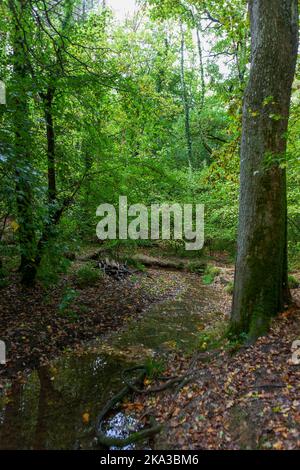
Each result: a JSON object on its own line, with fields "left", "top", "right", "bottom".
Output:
{"left": 231, "top": 0, "right": 298, "bottom": 340}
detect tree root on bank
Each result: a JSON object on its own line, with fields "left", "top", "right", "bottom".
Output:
{"left": 122, "top": 369, "right": 194, "bottom": 394}
{"left": 96, "top": 365, "right": 191, "bottom": 448}
{"left": 98, "top": 415, "right": 163, "bottom": 448}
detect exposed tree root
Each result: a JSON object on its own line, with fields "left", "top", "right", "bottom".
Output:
{"left": 96, "top": 365, "right": 191, "bottom": 448}
{"left": 98, "top": 416, "right": 163, "bottom": 448}
{"left": 122, "top": 369, "right": 194, "bottom": 394}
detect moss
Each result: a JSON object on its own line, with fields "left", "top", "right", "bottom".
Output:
{"left": 231, "top": 214, "right": 286, "bottom": 341}
{"left": 202, "top": 265, "right": 220, "bottom": 285}
{"left": 288, "top": 274, "right": 299, "bottom": 289}
{"left": 225, "top": 281, "right": 234, "bottom": 295}
{"left": 187, "top": 261, "right": 206, "bottom": 274}
{"left": 228, "top": 299, "right": 273, "bottom": 344}
{"left": 75, "top": 264, "right": 102, "bottom": 288}
{"left": 247, "top": 306, "right": 271, "bottom": 343}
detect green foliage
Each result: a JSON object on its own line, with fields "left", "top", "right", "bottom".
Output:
{"left": 0, "top": 0, "right": 298, "bottom": 289}
{"left": 288, "top": 275, "right": 299, "bottom": 289}
{"left": 225, "top": 331, "right": 248, "bottom": 353}
{"left": 225, "top": 281, "right": 234, "bottom": 295}
{"left": 37, "top": 241, "right": 72, "bottom": 287}
{"left": 187, "top": 261, "right": 206, "bottom": 274}
{"left": 59, "top": 288, "right": 79, "bottom": 320}
{"left": 202, "top": 265, "right": 221, "bottom": 285}
{"left": 198, "top": 320, "right": 227, "bottom": 351}
{"left": 125, "top": 258, "right": 146, "bottom": 272}
{"left": 145, "top": 358, "right": 165, "bottom": 379}
{"left": 199, "top": 331, "right": 215, "bottom": 351}
{"left": 103, "top": 240, "right": 139, "bottom": 257}
{"left": 0, "top": 265, "right": 8, "bottom": 288}
{"left": 75, "top": 263, "right": 102, "bottom": 288}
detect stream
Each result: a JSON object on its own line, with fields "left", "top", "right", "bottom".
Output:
{"left": 0, "top": 272, "right": 225, "bottom": 450}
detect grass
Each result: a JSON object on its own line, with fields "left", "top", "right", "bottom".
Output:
{"left": 288, "top": 274, "right": 299, "bottom": 289}
{"left": 225, "top": 281, "right": 234, "bottom": 295}
{"left": 202, "top": 265, "right": 221, "bottom": 285}
{"left": 198, "top": 320, "right": 228, "bottom": 351}
{"left": 75, "top": 263, "right": 102, "bottom": 288}
{"left": 187, "top": 261, "right": 206, "bottom": 275}
{"left": 58, "top": 287, "right": 80, "bottom": 320}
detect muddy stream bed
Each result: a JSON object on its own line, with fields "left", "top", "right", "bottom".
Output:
{"left": 0, "top": 271, "right": 227, "bottom": 450}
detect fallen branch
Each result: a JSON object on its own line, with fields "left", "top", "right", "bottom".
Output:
{"left": 250, "top": 383, "right": 285, "bottom": 390}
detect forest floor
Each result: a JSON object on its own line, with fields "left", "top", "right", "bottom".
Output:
{"left": 0, "top": 255, "right": 185, "bottom": 383}
{"left": 0, "top": 247, "right": 299, "bottom": 450}
{"left": 132, "top": 283, "right": 300, "bottom": 450}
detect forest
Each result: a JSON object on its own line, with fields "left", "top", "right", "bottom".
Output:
{"left": 0, "top": 0, "right": 299, "bottom": 454}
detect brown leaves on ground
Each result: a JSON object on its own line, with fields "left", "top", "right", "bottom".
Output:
{"left": 1, "top": 259, "right": 299, "bottom": 450}
{"left": 0, "top": 268, "right": 180, "bottom": 383}
{"left": 132, "top": 302, "right": 300, "bottom": 450}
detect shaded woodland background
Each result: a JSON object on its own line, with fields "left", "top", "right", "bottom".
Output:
{"left": 0, "top": 1, "right": 298, "bottom": 287}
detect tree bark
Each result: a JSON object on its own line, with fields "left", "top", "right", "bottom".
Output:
{"left": 180, "top": 23, "right": 193, "bottom": 170}
{"left": 195, "top": 25, "right": 205, "bottom": 112}
{"left": 231, "top": 0, "right": 299, "bottom": 340}
{"left": 43, "top": 87, "right": 57, "bottom": 206}
{"left": 10, "top": 0, "right": 37, "bottom": 286}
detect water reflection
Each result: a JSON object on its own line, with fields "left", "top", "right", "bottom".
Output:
{"left": 0, "top": 274, "right": 218, "bottom": 449}
{"left": 0, "top": 354, "right": 133, "bottom": 449}
{"left": 103, "top": 412, "right": 140, "bottom": 450}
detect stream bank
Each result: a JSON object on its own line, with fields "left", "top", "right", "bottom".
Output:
{"left": 0, "top": 267, "right": 230, "bottom": 449}
{"left": 1, "top": 258, "right": 298, "bottom": 450}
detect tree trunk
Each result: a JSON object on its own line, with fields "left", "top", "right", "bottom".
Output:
{"left": 10, "top": 0, "right": 37, "bottom": 286}
{"left": 44, "top": 87, "right": 57, "bottom": 206}
{"left": 195, "top": 25, "right": 205, "bottom": 112}
{"left": 231, "top": 0, "right": 299, "bottom": 340}
{"left": 180, "top": 23, "right": 193, "bottom": 170}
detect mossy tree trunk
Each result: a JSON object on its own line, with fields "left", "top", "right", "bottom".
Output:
{"left": 231, "top": 0, "right": 299, "bottom": 340}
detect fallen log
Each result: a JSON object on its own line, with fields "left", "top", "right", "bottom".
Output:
{"left": 130, "top": 254, "right": 186, "bottom": 270}
{"left": 83, "top": 251, "right": 188, "bottom": 270}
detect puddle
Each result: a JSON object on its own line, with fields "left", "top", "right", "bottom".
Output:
{"left": 0, "top": 273, "right": 224, "bottom": 449}
{"left": 102, "top": 413, "right": 141, "bottom": 450}
{"left": 0, "top": 353, "right": 136, "bottom": 449}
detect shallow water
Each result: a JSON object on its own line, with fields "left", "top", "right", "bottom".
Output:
{"left": 0, "top": 273, "right": 222, "bottom": 450}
